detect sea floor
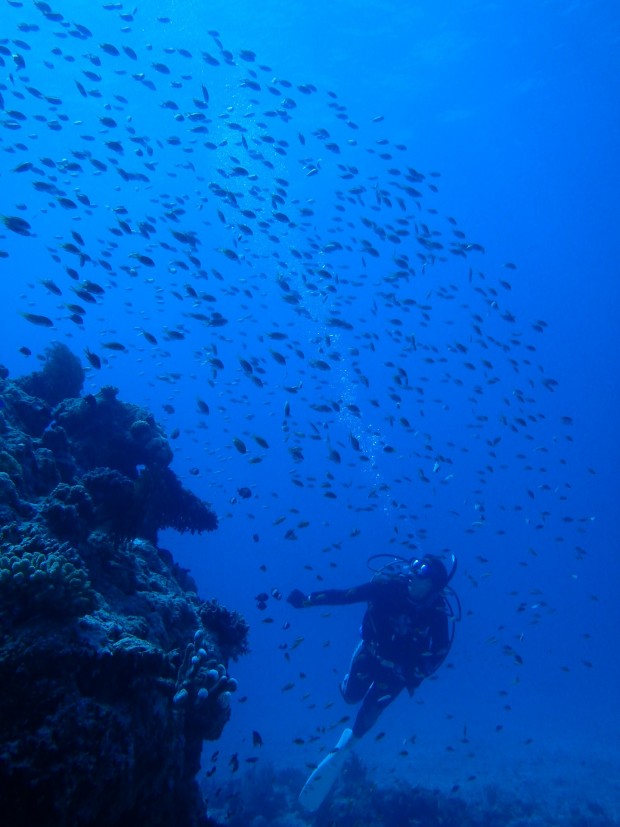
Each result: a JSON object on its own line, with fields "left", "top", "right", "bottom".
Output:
{"left": 204, "top": 737, "right": 620, "bottom": 826}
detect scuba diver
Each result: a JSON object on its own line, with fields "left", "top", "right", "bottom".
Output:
{"left": 287, "top": 552, "right": 460, "bottom": 811}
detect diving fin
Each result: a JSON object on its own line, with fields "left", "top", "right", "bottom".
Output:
{"left": 298, "top": 727, "right": 353, "bottom": 812}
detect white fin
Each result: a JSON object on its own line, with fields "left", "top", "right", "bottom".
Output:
{"left": 298, "top": 728, "right": 353, "bottom": 812}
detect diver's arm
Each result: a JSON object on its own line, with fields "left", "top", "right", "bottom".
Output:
{"left": 287, "top": 582, "right": 376, "bottom": 608}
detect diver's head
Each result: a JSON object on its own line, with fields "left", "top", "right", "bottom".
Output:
{"left": 406, "top": 555, "right": 450, "bottom": 602}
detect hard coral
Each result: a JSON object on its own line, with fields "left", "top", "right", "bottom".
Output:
{"left": 16, "top": 342, "right": 84, "bottom": 408}
{"left": 53, "top": 386, "right": 173, "bottom": 477}
{"left": 135, "top": 466, "right": 218, "bottom": 542}
{"left": 173, "top": 631, "right": 239, "bottom": 775}
{"left": 41, "top": 482, "right": 94, "bottom": 542}
{"left": 81, "top": 467, "right": 137, "bottom": 538}
{"left": 0, "top": 471, "right": 33, "bottom": 521}
{"left": 199, "top": 599, "right": 249, "bottom": 662}
{"left": 0, "top": 525, "right": 94, "bottom": 620}
{"left": 0, "top": 379, "right": 52, "bottom": 437}
{"left": 40, "top": 423, "right": 75, "bottom": 483}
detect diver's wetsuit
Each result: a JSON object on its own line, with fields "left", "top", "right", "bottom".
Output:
{"left": 307, "top": 577, "right": 450, "bottom": 737}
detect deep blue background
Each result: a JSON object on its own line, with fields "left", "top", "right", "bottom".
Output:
{"left": 1, "top": 0, "right": 619, "bottom": 809}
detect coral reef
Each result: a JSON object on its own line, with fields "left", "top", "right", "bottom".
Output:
{"left": 0, "top": 353, "right": 245, "bottom": 827}
{"left": 0, "top": 353, "right": 218, "bottom": 540}
{"left": 15, "top": 342, "right": 84, "bottom": 409}
{"left": 173, "top": 631, "right": 240, "bottom": 777}
{"left": 199, "top": 599, "right": 250, "bottom": 662}
{"left": 134, "top": 465, "right": 218, "bottom": 542}
{"left": 0, "top": 523, "right": 94, "bottom": 621}
{"left": 52, "top": 383, "right": 174, "bottom": 477}
{"left": 204, "top": 756, "right": 620, "bottom": 827}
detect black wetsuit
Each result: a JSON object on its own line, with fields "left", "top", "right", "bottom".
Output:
{"left": 307, "top": 576, "right": 451, "bottom": 737}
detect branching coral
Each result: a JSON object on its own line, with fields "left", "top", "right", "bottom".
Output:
{"left": 199, "top": 600, "right": 249, "bottom": 662}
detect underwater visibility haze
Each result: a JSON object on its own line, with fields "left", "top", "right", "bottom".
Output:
{"left": 0, "top": 0, "right": 619, "bottom": 824}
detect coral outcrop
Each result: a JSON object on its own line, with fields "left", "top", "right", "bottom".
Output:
{"left": 0, "top": 345, "right": 247, "bottom": 827}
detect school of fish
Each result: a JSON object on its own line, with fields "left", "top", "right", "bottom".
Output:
{"left": 0, "top": 0, "right": 597, "bottom": 770}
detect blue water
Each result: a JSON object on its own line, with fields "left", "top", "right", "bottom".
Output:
{"left": 1, "top": 0, "right": 619, "bottom": 817}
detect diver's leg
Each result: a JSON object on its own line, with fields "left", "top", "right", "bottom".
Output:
{"left": 352, "top": 669, "right": 404, "bottom": 738}
{"left": 340, "top": 641, "right": 373, "bottom": 704}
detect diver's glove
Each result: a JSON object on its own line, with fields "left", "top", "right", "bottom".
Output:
{"left": 287, "top": 589, "right": 310, "bottom": 609}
